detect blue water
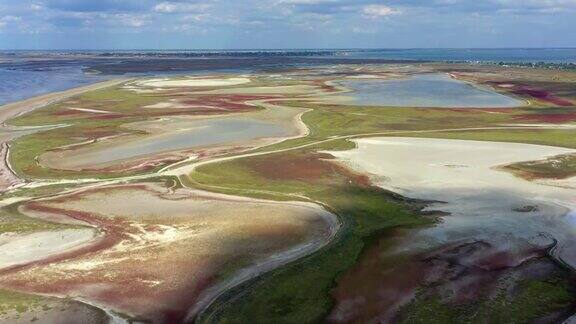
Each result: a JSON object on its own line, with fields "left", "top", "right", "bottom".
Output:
{"left": 339, "top": 74, "right": 524, "bottom": 108}
{"left": 0, "top": 48, "right": 574, "bottom": 106}
{"left": 336, "top": 48, "right": 576, "bottom": 63}
{"left": 0, "top": 67, "right": 108, "bottom": 105}
{"left": 60, "top": 117, "right": 290, "bottom": 167}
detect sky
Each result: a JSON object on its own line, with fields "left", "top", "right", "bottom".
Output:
{"left": 0, "top": 0, "right": 575, "bottom": 49}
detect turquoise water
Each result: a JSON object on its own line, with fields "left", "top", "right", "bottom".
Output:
{"left": 338, "top": 74, "right": 524, "bottom": 108}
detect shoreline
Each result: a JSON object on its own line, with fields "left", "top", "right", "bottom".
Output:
{"left": 0, "top": 78, "right": 129, "bottom": 126}
{"left": 0, "top": 78, "right": 129, "bottom": 192}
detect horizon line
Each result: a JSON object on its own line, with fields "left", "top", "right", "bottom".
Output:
{"left": 1, "top": 47, "right": 576, "bottom": 52}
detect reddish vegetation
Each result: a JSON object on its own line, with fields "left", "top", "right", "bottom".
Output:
{"left": 328, "top": 234, "right": 557, "bottom": 323}
{"left": 490, "top": 82, "right": 573, "bottom": 107}
{"left": 515, "top": 112, "right": 576, "bottom": 123}
{"left": 0, "top": 185, "right": 209, "bottom": 322}
{"left": 0, "top": 202, "right": 129, "bottom": 276}
{"left": 250, "top": 153, "right": 335, "bottom": 181}
{"left": 327, "top": 231, "right": 425, "bottom": 324}
{"left": 89, "top": 114, "right": 125, "bottom": 120}
{"left": 248, "top": 152, "right": 373, "bottom": 187}
{"left": 0, "top": 183, "right": 320, "bottom": 323}
{"left": 313, "top": 80, "right": 339, "bottom": 93}
{"left": 512, "top": 88, "right": 573, "bottom": 106}
{"left": 167, "top": 94, "right": 282, "bottom": 112}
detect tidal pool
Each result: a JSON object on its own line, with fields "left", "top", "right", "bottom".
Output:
{"left": 338, "top": 73, "right": 523, "bottom": 108}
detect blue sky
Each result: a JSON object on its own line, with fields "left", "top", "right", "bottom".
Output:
{"left": 0, "top": 0, "right": 575, "bottom": 49}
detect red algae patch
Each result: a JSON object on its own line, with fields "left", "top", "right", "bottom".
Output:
{"left": 0, "top": 182, "right": 335, "bottom": 323}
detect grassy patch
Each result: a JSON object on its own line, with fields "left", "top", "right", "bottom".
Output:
{"left": 395, "top": 128, "right": 576, "bottom": 149}
{"left": 255, "top": 102, "right": 517, "bottom": 152}
{"left": 192, "top": 144, "right": 431, "bottom": 323}
{"left": 0, "top": 203, "right": 74, "bottom": 234}
{"left": 7, "top": 85, "right": 161, "bottom": 179}
{"left": 400, "top": 278, "right": 574, "bottom": 324}
{"left": 0, "top": 289, "right": 47, "bottom": 315}
{"left": 502, "top": 153, "right": 576, "bottom": 179}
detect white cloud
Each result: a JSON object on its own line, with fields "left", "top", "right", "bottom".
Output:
{"left": 116, "top": 14, "right": 149, "bottom": 27}
{"left": 153, "top": 2, "right": 211, "bottom": 14}
{"left": 362, "top": 5, "right": 401, "bottom": 19}
{"left": 0, "top": 15, "right": 21, "bottom": 30}
{"left": 277, "top": 0, "right": 340, "bottom": 4}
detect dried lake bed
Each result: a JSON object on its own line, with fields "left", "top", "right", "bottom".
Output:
{"left": 328, "top": 137, "right": 576, "bottom": 266}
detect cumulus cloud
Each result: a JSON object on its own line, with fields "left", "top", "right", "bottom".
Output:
{"left": 362, "top": 5, "right": 400, "bottom": 18}
{"left": 0, "top": 0, "right": 574, "bottom": 48}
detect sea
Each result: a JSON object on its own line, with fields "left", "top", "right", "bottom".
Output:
{"left": 1, "top": 48, "right": 575, "bottom": 106}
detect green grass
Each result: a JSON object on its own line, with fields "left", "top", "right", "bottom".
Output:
{"left": 0, "top": 289, "right": 48, "bottom": 315}
{"left": 199, "top": 187, "right": 428, "bottom": 324}
{"left": 400, "top": 278, "right": 574, "bottom": 324}
{"left": 395, "top": 128, "right": 576, "bottom": 149}
{"left": 192, "top": 144, "right": 431, "bottom": 323}
{"left": 190, "top": 102, "right": 576, "bottom": 323}
{"left": 0, "top": 203, "right": 76, "bottom": 234}
{"left": 7, "top": 85, "right": 163, "bottom": 179}
{"left": 503, "top": 153, "right": 576, "bottom": 179}
{"left": 254, "top": 102, "right": 517, "bottom": 152}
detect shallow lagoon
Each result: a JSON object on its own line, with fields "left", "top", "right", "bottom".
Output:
{"left": 87, "top": 118, "right": 290, "bottom": 165}
{"left": 42, "top": 117, "right": 292, "bottom": 170}
{"left": 339, "top": 73, "right": 523, "bottom": 108}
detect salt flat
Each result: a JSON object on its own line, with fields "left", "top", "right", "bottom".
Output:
{"left": 328, "top": 137, "right": 576, "bottom": 266}
{"left": 0, "top": 228, "right": 97, "bottom": 270}
{"left": 136, "top": 77, "right": 251, "bottom": 88}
